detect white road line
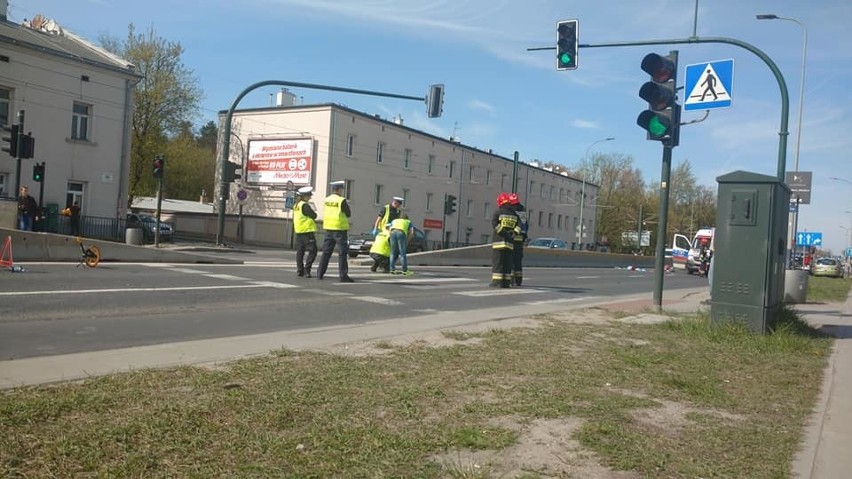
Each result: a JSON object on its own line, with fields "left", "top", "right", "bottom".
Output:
{"left": 0, "top": 284, "right": 272, "bottom": 297}
{"left": 363, "top": 277, "right": 476, "bottom": 284}
{"left": 249, "top": 281, "right": 299, "bottom": 289}
{"left": 202, "top": 273, "right": 251, "bottom": 281}
{"left": 576, "top": 276, "right": 600, "bottom": 279}
{"left": 169, "top": 268, "right": 208, "bottom": 274}
{"left": 351, "top": 296, "right": 404, "bottom": 305}
{"left": 522, "top": 296, "right": 601, "bottom": 305}
{"left": 454, "top": 289, "right": 546, "bottom": 297}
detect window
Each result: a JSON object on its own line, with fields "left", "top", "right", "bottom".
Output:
{"left": 374, "top": 184, "right": 383, "bottom": 204}
{"left": 403, "top": 148, "right": 412, "bottom": 169}
{"left": 548, "top": 213, "right": 553, "bottom": 228}
{"left": 71, "top": 102, "right": 91, "bottom": 141}
{"left": 485, "top": 170, "right": 492, "bottom": 185}
{"left": 469, "top": 165, "right": 475, "bottom": 183}
{"left": 538, "top": 211, "right": 544, "bottom": 227}
{"left": 346, "top": 134, "right": 356, "bottom": 156}
{"left": 0, "top": 87, "right": 10, "bottom": 126}
{"left": 0, "top": 172, "right": 7, "bottom": 197}
{"left": 559, "top": 187, "right": 565, "bottom": 203}
{"left": 426, "top": 192, "right": 433, "bottom": 212}
{"left": 428, "top": 155, "right": 435, "bottom": 174}
{"left": 550, "top": 185, "right": 556, "bottom": 200}
{"left": 466, "top": 199, "right": 473, "bottom": 217}
{"left": 558, "top": 214, "right": 563, "bottom": 229}
{"left": 484, "top": 202, "right": 491, "bottom": 218}
{"left": 540, "top": 183, "right": 545, "bottom": 198}
{"left": 376, "top": 142, "right": 385, "bottom": 163}
{"left": 66, "top": 181, "right": 84, "bottom": 210}
{"left": 529, "top": 181, "right": 535, "bottom": 196}
{"left": 449, "top": 160, "right": 456, "bottom": 178}
{"left": 344, "top": 180, "right": 354, "bottom": 198}
{"left": 501, "top": 174, "right": 507, "bottom": 189}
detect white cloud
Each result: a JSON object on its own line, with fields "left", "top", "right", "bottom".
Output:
{"left": 467, "top": 99, "right": 495, "bottom": 113}
{"left": 570, "top": 119, "right": 599, "bottom": 129}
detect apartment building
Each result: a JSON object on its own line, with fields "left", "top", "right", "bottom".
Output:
{"left": 0, "top": 7, "right": 138, "bottom": 221}
{"left": 219, "top": 101, "right": 599, "bottom": 248}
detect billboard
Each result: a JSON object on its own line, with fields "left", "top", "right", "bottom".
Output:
{"left": 245, "top": 138, "right": 313, "bottom": 186}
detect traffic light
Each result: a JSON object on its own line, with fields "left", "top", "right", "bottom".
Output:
{"left": 556, "top": 19, "right": 578, "bottom": 70}
{"left": 637, "top": 51, "right": 681, "bottom": 146}
{"left": 223, "top": 161, "right": 241, "bottom": 182}
{"left": 20, "top": 133, "right": 35, "bottom": 159}
{"left": 444, "top": 194, "right": 457, "bottom": 215}
{"left": 2, "top": 124, "right": 19, "bottom": 157}
{"left": 427, "top": 84, "right": 444, "bottom": 118}
{"left": 32, "top": 162, "right": 45, "bottom": 182}
{"left": 152, "top": 155, "right": 165, "bottom": 179}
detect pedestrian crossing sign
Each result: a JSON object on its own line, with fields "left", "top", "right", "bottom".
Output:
{"left": 684, "top": 59, "right": 734, "bottom": 111}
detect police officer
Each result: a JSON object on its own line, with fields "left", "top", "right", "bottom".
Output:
{"left": 373, "top": 196, "right": 404, "bottom": 235}
{"left": 293, "top": 186, "right": 318, "bottom": 278}
{"left": 317, "top": 180, "right": 354, "bottom": 283}
{"left": 508, "top": 193, "right": 528, "bottom": 286}
{"left": 491, "top": 192, "right": 521, "bottom": 288}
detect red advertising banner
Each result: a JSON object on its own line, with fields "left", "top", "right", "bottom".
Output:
{"left": 246, "top": 138, "right": 313, "bottom": 186}
{"left": 423, "top": 218, "right": 443, "bottom": 230}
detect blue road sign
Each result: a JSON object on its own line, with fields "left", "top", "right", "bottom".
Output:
{"left": 284, "top": 195, "right": 295, "bottom": 210}
{"left": 684, "top": 59, "right": 734, "bottom": 111}
{"left": 796, "top": 231, "right": 823, "bottom": 247}
{"left": 846, "top": 247, "right": 852, "bottom": 258}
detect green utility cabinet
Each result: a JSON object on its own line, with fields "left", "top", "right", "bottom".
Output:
{"left": 711, "top": 171, "right": 790, "bottom": 333}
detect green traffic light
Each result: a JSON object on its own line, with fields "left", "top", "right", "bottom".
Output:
{"left": 647, "top": 115, "right": 667, "bottom": 137}
{"left": 559, "top": 52, "right": 572, "bottom": 65}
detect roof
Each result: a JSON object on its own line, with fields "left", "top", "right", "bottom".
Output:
{"left": 0, "top": 16, "right": 140, "bottom": 77}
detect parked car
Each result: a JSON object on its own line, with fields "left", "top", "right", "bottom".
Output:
{"left": 527, "top": 237, "right": 568, "bottom": 249}
{"left": 127, "top": 213, "right": 173, "bottom": 241}
{"left": 812, "top": 257, "right": 843, "bottom": 278}
{"left": 347, "top": 228, "right": 427, "bottom": 258}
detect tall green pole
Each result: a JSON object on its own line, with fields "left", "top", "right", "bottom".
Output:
{"left": 512, "top": 151, "right": 519, "bottom": 193}
{"left": 653, "top": 145, "right": 673, "bottom": 311}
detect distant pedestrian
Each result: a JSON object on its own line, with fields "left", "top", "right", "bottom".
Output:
{"left": 491, "top": 192, "right": 521, "bottom": 288}
{"left": 17, "top": 185, "right": 38, "bottom": 231}
{"left": 62, "top": 201, "right": 81, "bottom": 236}
{"left": 388, "top": 212, "right": 414, "bottom": 275}
{"left": 317, "top": 180, "right": 354, "bottom": 283}
{"left": 373, "top": 196, "right": 404, "bottom": 235}
{"left": 293, "top": 186, "right": 318, "bottom": 278}
{"left": 369, "top": 229, "right": 391, "bottom": 273}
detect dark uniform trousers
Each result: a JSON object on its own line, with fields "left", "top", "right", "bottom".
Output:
{"left": 491, "top": 244, "right": 514, "bottom": 287}
{"left": 317, "top": 230, "right": 349, "bottom": 279}
{"left": 295, "top": 232, "right": 317, "bottom": 275}
{"left": 511, "top": 238, "right": 524, "bottom": 286}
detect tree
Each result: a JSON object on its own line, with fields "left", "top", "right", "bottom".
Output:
{"left": 100, "top": 25, "right": 203, "bottom": 207}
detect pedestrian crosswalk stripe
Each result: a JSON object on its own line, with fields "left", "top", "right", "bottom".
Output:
{"left": 352, "top": 296, "right": 404, "bottom": 305}
{"left": 522, "top": 296, "right": 600, "bottom": 305}
{"left": 454, "top": 289, "right": 546, "bottom": 297}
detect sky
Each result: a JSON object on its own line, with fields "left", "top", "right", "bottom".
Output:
{"left": 10, "top": 0, "right": 852, "bottom": 254}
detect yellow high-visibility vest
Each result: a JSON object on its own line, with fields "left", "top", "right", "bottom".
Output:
{"left": 293, "top": 200, "right": 317, "bottom": 233}
{"left": 323, "top": 194, "right": 349, "bottom": 231}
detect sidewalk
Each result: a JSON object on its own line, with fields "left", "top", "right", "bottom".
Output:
{"left": 791, "top": 290, "right": 852, "bottom": 479}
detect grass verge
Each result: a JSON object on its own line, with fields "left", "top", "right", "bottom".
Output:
{"left": 807, "top": 274, "right": 852, "bottom": 303}
{"left": 0, "top": 309, "right": 833, "bottom": 478}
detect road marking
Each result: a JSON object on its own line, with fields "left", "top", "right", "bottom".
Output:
{"left": 454, "top": 289, "right": 546, "bottom": 297}
{"left": 202, "top": 273, "right": 251, "bottom": 281}
{"left": 351, "top": 296, "right": 404, "bottom": 305}
{"left": 0, "top": 284, "right": 273, "bottom": 297}
{"left": 361, "top": 277, "right": 476, "bottom": 284}
{"left": 576, "top": 276, "right": 600, "bottom": 279}
{"left": 169, "top": 268, "right": 209, "bottom": 274}
{"left": 249, "top": 281, "right": 299, "bottom": 289}
{"left": 522, "top": 296, "right": 601, "bottom": 305}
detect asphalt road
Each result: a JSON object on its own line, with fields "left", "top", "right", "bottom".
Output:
{"left": 0, "top": 255, "right": 708, "bottom": 360}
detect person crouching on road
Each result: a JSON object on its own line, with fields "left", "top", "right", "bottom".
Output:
{"left": 508, "top": 193, "right": 528, "bottom": 286}
{"left": 491, "top": 192, "right": 521, "bottom": 288}
{"left": 317, "top": 180, "right": 354, "bottom": 283}
{"left": 369, "top": 229, "right": 391, "bottom": 273}
{"left": 388, "top": 213, "right": 414, "bottom": 275}
{"left": 293, "top": 186, "right": 318, "bottom": 278}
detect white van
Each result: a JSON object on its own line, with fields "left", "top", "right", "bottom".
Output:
{"left": 671, "top": 228, "right": 715, "bottom": 273}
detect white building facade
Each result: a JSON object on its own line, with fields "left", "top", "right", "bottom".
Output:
{"left": 218, "top": 103, "right": 599, "bottom": 248}
{"left": 0, "top": 8, "right": 138, "bottom": 221}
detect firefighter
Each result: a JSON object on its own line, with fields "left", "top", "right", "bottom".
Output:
{"left": 293, "top": 186, "right": 318, "bottom": 278}
{"left": 508, "top": 193, "right": 528, "bottom": 286}
{"left": 491, "top": 192, "right": 521, "bottom": 288}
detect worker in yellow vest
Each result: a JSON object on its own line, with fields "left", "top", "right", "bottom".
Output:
{"left": 317, "top": 180, "right": 354, "bottom": 282}
{"left": 369, "top": 229, "right": 391, "bottom": 273}
{"left": 388, "top": 213, "right": 414, "bottom": 275}
{"left": 293, "top": 186, "right": 318, "bottom": 278}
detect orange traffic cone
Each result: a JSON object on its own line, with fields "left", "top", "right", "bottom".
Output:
{"left": 1, "top": 235, "right": 13, "bottom": 269}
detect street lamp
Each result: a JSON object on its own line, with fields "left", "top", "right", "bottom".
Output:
{"left": 757, "top": 13, "right": 808, "bottom": 265}
{"left": 577, "top": 137, "right": 615, "bottom": 249}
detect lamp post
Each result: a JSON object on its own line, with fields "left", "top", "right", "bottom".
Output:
{"left": 757, "top": 13, "right": 808, "bottom": 265}
{"left": 577, "top": 137, "right": 615, "bottom": 249}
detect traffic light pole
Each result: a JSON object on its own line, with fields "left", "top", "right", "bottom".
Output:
{"left": 216, "top": 80, "right": 431, "bottom": 246}
{"left": 653, "top": 144, "right": 674, "bottom": 309}
{"left": 12, "top": 110, "right": 24, "bottom": 200}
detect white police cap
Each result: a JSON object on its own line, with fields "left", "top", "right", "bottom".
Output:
{"left": 297, "top": 186, "right": 313, "bottom": 195}
{"left": 329, "top": 180, "right": 345, "bottom": 187}
{"left": 392, "top": 196, "right": 405, "bottom": 203}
